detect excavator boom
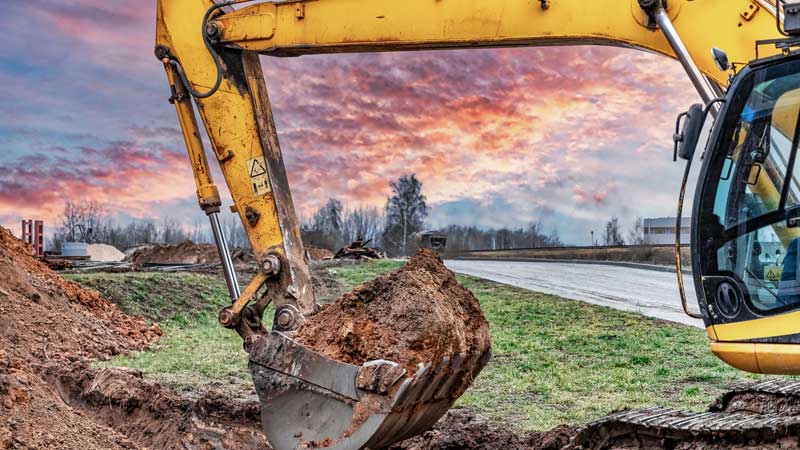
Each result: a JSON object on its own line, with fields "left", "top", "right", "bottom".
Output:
{"left": 154, "top": 0, "right": 800, "bottom": 448}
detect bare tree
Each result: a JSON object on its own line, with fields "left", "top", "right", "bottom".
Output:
{"left": 302, "top": 198, "right": 346, "bottom": 250}
{"left": 342, "top": 206, "right": 384, "bottom": 246}
{"left": 223, "top": 214, "right": 250, "bottom": 248}
{"left": 628, "top": 217, "right": 647, "bottom": 245}
{"left": 56, "top": 200, "right": 109, "bottom": 244}
{"left": 160, "top": 217, "right": 188, "bottom": 244}
{"left": 383, "top": 174, "right": 428, "bottom": 256}
{"left": 604, "top": 216, "right": 625, "bottom": 246}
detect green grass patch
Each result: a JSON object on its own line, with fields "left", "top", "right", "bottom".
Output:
{"left": 453, "top": 276, "right": 760, "bottom": 430}
{"left": 66, "top": 272, "right": 252, "bottom": 393}
{"left": 65, "top": 272, "right": 231, "bottom": 323}
{"left": 70, "top": 260, "right": 760, "bottom": 431}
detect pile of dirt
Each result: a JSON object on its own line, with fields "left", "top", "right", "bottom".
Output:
{"left": 389, "top": 409, "right": 574, "bottom": 450}
{"left": 125, "top": 241, "right": 219, "bottom": 266}
{"left": 0, "top": 226, "right": 162, "bottom": 450}
{"left": 0, "top": 227, "right": 161, "bottom": 362}
{"left": 296, "top": 249, "right": 491, "bottom": 373}
{"left": 86, "top": 243, "right": 125, "bottom": 262}
{"left": 125, "top": 242, "right": 333, "bottom": 268}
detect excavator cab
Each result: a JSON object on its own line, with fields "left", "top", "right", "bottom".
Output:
{"left": 691, "top": 51, "right": 800, "bottom": 374}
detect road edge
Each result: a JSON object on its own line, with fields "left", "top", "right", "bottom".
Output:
{"left": 450, "top": 256, "right": 693, "bottom": 275}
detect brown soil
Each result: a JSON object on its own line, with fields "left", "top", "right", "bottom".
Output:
{"left": 127, "top": 242, "right": 335, "bottom": 268}
{"left": 125, "top": 241, "right": 220, "bottom": 266}
{"left": 296, "top": 249, "right": 491, "bottom": 373}
{"left": 709, "top": 386, "right": 800, "bottom": 417}
{"left": 0, "top": 226, "right": 161, "bottom": 450}
{"left": 0, "top": 351, "right": 140, "bottom": 450}
{"left": 711, "top": 391, "right": 800, "bottom": 416}
{"left": 0, "top": 227, "right": 161, "bottom": 362}
{"left": 40, "top": 361, "right": 269, "bottom": 450}
{"left": 389, "top": 409, "right": 575, "bottom": 450}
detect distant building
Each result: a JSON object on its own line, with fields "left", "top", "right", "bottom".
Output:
{"left": 642, "top": 217, "right": 691, "bottom": 245}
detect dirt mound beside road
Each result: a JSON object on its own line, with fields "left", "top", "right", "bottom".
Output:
{"left": 297, "top": 249, "right": 491, "bottom": 374}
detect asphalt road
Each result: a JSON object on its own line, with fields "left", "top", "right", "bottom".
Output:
{"left": 445, "top": 259, "right": 704, "bottom": 328}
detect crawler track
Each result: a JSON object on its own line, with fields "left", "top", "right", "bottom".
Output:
{"left": 570, "top": 380, "right": 800, "bottom": 449}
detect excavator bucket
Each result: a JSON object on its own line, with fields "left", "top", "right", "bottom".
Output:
{"left": 249, "top": 332, "right": 491, "bottom": 450}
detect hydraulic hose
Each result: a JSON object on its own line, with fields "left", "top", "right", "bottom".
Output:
{"left": 173, "top": 0, "right": 256, "bottom": 99}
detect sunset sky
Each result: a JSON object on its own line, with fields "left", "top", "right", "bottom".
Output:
{"left": 0, "top": 0, "right": 701, "bottom": 245}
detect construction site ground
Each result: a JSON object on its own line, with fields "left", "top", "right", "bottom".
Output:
{"left": 2, "top": 227, "right": 780, "bottom": 449}
{"left": 71, "top": 260, "right": 760, "bottom": 431}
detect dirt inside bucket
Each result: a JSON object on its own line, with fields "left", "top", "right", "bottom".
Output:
{"left": 295, "top": 249, "right": 491, "bottom": 373}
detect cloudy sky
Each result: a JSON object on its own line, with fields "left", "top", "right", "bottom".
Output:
{"left": 0, "top": 1, "right": 700, "bottom": 245}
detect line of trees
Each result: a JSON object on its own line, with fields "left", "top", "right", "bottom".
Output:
{"left": 441, "top": 223, "right": 562, "bottom": 252}
{"left": 300, "top": 199, "right": 384, "bottom": 251}
{"left": 301, "top": 174, "right": 566, "bottom": 255}
{"left": 301, "top": 174, "right": 428, "bottom": 256}
{"left": 53, "top": 179, "right": 643, "bottom": 255}
{"left": 51, "top": 200, "right": 219, "bottom": 251}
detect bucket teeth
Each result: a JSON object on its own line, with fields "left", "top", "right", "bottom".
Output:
{"left": 249, "top": 332, "right": 491, "bottom": 450}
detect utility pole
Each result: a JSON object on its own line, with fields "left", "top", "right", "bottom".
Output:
{"left": 590, "top": 230, "right": 594, "bottom": 247}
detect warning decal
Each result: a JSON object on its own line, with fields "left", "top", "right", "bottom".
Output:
{"left": 247, "top": 156, "right": 271, "bottom": 196}
{"left": 765, "top": 265, "right": 783, "bottom": 283}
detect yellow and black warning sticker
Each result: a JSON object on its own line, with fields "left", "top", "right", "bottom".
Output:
{"left": 765, "top": 265, "right": 783, "bottom": 283}
{"left": 247, "top": 156, "right": 271, "bottom": 196}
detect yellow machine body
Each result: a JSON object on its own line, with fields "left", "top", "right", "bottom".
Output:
{"left": 156, "top": 0, "right": 800, "bottom": 424}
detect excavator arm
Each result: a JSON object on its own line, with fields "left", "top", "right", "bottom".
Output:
{"left": 154, "top": 1, "right": 799, "bottom": 448}
{"left": 155, "top": 0, "right": 782, "bottom": 347}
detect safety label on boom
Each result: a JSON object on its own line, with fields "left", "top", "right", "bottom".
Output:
{"left": 247, "top": 156, "right": 271, "bottom": 196}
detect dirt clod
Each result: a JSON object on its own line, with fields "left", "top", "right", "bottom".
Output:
{"left": 296, "top": 249, "right": 491, "bottom": 373}
{"left": 125, "top": 241, "right": 221, "bottom": 266}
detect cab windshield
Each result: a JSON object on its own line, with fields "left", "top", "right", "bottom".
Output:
{"left": 699, "top": 58, "right": 800, "bottom": 315}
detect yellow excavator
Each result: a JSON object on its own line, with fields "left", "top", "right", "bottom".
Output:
{"left": 155, "top": 0, "right": 800, "bottom": 448}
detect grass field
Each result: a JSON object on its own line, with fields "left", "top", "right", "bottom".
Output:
{"left": 67, "top": 260, "right": 760, "bottom": 431}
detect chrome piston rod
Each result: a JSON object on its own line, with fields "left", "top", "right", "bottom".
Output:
{"left": 652, "top": 6, "right": 719, "bottom": 113}
{"left": 209, "top": 211, "right": 241, "bottom": 300}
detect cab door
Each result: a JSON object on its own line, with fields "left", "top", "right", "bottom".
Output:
{"left": 693, "top": 55, "right": 800, "bottom": 374}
